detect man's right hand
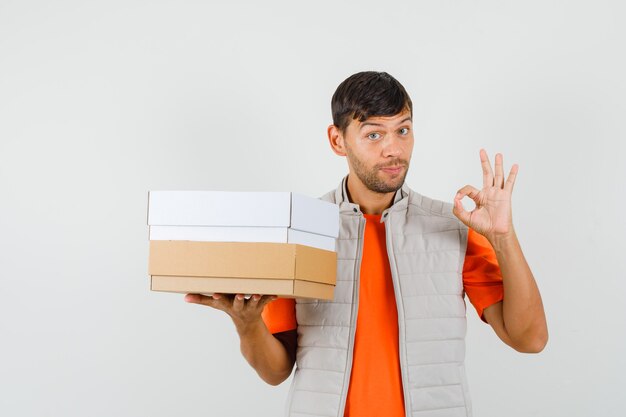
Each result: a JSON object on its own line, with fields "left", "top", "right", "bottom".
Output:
{"left": 184, "top": 293, "right": 277, "bottom": 334}
{"left": 183, "top": 292, "right": 294, "bottom": 385}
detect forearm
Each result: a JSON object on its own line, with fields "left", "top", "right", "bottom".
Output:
{"left": 235, "top": 318, "right": 294, "bottom": 385}
{"left": 490, "top": 229, "right": 548, "bottom": 352}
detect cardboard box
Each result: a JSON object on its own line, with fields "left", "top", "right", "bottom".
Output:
{"left": 147, "top": 190, "right": 339, "bottom": 300}
{"left": 149, "top": 241, "right": 336, "bottom": 299}
{"left": 149, "top": 241, "right": 336, "bottom": 285}
{"left": 147, "top": 191, "right": 339, "bottom": 238}
{"left": 149, "top": 225, "right": 336, "bottom": 252}
{"left": 151, "top": 276, "right": 335, "bottom": 300}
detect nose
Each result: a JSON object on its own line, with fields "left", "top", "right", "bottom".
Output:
{"left": 381, "top": 135, "right": 402, "bottom": 158}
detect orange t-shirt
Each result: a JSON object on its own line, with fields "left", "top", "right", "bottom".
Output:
{"left": 262, "top": 214, "right": 503, "bottom": 416}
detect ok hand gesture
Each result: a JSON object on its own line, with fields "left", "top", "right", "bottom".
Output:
{"left": 453, "top": 149, "right": 518, "bottom": 242}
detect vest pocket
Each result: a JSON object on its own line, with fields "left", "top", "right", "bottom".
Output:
{"left": 457, "top": 364, "right": 473, "bottom": 417}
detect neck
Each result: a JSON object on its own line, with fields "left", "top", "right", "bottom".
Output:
{"left": 345, "top": 174, "right": 397, "bottom": 215}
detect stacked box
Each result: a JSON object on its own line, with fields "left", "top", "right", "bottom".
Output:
{"left": 147, "top": 191, "right": 339, "bottom": 300}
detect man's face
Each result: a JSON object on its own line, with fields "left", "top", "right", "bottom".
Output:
{"left": 342, "top": 108, "right": 414, "bottom": 194}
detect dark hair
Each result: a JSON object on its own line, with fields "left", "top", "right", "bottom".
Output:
{"left": 331, "top": 71, "right": 413, "bottom": 132}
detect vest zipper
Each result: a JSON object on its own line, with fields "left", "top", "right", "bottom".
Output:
{"left": 383, "top": 212, "right": 411, "bottom": 416}
{"left": 337, "top": 213, "right": 365, "bottom": 417}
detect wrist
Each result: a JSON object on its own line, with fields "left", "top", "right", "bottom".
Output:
{"left": 234, "top": 317, "right": 266, "bottom": 338}
{"left": 487, "top": 228, "right": 518, "bottom": 253}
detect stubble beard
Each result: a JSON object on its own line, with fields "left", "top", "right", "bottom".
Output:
{"left": 345, "top": 146, "right": 410, "bottom": 194}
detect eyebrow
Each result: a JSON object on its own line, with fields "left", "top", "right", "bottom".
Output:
{"left": 360, "top": 117, "right": 412, "bottom": 131}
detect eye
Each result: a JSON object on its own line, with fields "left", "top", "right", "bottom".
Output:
{"left": 399, "top": 127, "right": 410, "bottom": 135}
{"left": 367, "top": 132, "right": 381, "bottom": 140}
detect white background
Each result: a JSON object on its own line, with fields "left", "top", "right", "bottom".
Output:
{"left": 1, "top": 1, "right": 625, "bottom": 416}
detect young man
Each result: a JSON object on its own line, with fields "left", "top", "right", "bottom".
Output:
{"left": 185, "top": 71, "right": 548, "bottom": 417}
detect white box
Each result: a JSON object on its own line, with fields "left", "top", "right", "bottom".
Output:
{"left": 149, "top": 226, "right": 336, "bottom": 251}
{"left": 147, "top": 191, "right": 339, "bottom": 238}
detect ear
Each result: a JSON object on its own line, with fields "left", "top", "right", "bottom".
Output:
{"left": 327, "top": 124, "right": 347, "bottom": 157}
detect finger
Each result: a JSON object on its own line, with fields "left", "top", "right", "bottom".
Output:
{"left": 247, "top": 294, "right": 262, "bottom": 309}
{"left": 248, "top": 294, "right": 275, "bottom": 313}
{"left": 184, "top": 293, "right": 224, "bottom": 311}
{"left": 184, "top": 293, "right": 212, "bottom": 304}
{"left": 257, "top": 294, "right": 278, "bottom": 310}
{"left": 455, "top": 184, "right": 481, "bottom": 205}
{"left": 494, "top": 153, "right": 504, "bottom": 188}
{"left": 480, "top": 149, "right": 494, "bottom": 188}
{"left": 452, "top": 196, "right": 472, "bottom": 227}
{"left": 453, "top": 185, "right": 480, "bottom": 227}
{"left": 504, "top": 163, "right": 519, "bottom": 193}
{"left": 232, "top": 293, "right": 245, "bottom": 313}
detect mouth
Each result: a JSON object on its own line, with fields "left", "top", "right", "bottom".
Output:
{"left": 380, "top": 165, "right": 404, "bottom": 175}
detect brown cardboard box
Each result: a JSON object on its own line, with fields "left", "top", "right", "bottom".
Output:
{"left": 151, "top": 276, "right": 334, "bottom": 300}
{"left": 149, "top": 240, "right": 336, "bottom": 284}
{"left": 148, "top": 241, "right": 337, "bottom": 300}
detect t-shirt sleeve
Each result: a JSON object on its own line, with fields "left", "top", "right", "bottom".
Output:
{"left": 462, "top": 228, "right": 504, "bottom": 322}
{"left": 261, "top": 298, "right": 297, "bottom": 334}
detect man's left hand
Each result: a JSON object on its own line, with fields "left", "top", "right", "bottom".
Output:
{"left": 453, "top": 149, "right": 518, "bottom": 242}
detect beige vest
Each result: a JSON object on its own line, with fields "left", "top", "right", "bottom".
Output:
{"left": 285, "top": 176, "right": 472, "bottom": 417}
